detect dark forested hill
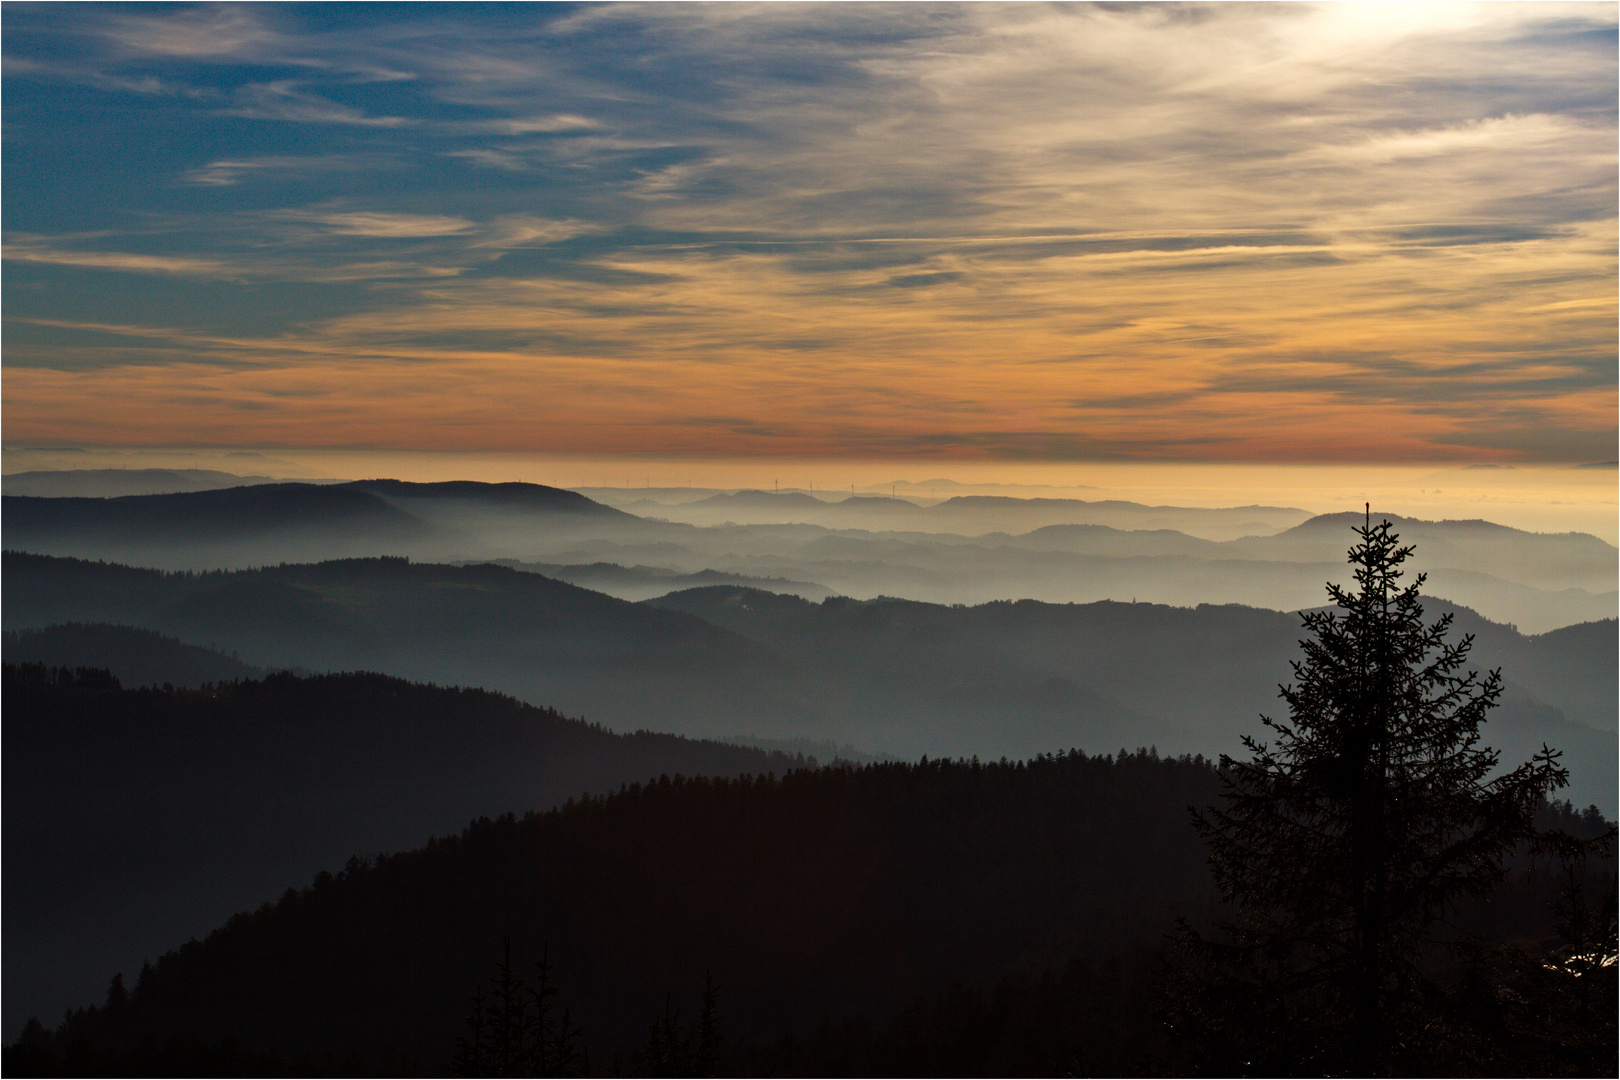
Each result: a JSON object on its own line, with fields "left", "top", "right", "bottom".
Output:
{"left": 10, "top": 742, "right": 1610, "bottom": 1077}
{"left": 2, "top": 624, "right": 263, "bottom": 687}
{"left": 10, "top": 745, "right": 1226, "bottom": 1072}
{"left": 2, "top": 665, "right": 805, "bottom": 1039}
{"left": 1510, "top": 618, "right": 1619, "bottom": 729}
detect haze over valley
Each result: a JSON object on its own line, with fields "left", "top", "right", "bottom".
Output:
{"left": 6, "top": 473, "right": 1615, "bottom": 633}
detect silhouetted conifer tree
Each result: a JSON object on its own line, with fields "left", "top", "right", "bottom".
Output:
{"left": 637, "top": 976, "right": 724, "bottom": 1077}
{"left": 533, "top": 944, "right": 584, "bottom": 1076}
{"left": 692, "top": 973, "right": 724, "bottom": 1077}
{"left": 1176, "top": 513, "right": 1595, "bottom": 1075}
{"left": 454, "top": 939, "right": 582, "bottom": 1077}
{"left": 104, "top": 973, "right": 128, "bottom": 1010}
{"left": 455, "top": 985, "right": 493, "bottom": 1075}
{"left": 641, "top": 993, "right": 687, "bottom": 1075}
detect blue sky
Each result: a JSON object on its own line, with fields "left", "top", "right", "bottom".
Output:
{"left": 3, "top": 2, "right": 1616, "bottom": 462}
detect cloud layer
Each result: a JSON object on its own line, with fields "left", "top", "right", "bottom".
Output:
{"left": 3, "top": 2, "right": 1615, "bottom": 461}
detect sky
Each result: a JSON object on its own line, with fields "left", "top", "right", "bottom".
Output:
{"left": 2, "top": 2, "right": 1616, "bottom": 468}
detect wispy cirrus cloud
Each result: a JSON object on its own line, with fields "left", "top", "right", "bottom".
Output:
{"left": 271, "top": 211, "right": 478, "bottom": 238}
{"left": 2, "top": 242, "right": 232, "bottom": 277}
{"left": 1, "top": 235, "right": 468, "bottom": 285}
{"left": 2, "top": 2, "right": 1613, "bottom": 461}
{"left": 183, "top": 153, "right": 391, "bottom": 186}
{"left": 213, "top": 80, "right": 412, "bottom": 127}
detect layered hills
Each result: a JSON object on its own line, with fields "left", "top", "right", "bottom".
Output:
{"left": 3, "top": 663, "right": 807, "bottom": 1037}
{"left": 601, "top": 487, "right": 1312, "bottom": 539}
{"left": 3, "top": 624, "right": 263, "bottom": 687}
{"left": 6, "top": 552, "right": 1611, "bottom": 813}
{"left": 4, "top": 481, "right": 1611, "bottom": 631}
{"left": 3, "top": 479, "right": 1613, "bottom": 1069}
{"left": 2, "top": 553, "right": 814, "bottom": 740}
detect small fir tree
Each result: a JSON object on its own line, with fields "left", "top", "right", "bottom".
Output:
{"left": 692, "top": 973, "right": 724, "bottom": 1077}
{"left": 1180, "top": 512, "right": 1578, "bottom": 1074}
{"left": 454, "top": 939, "right": 582, "bottom": 1078}
{"left": 636, "top": 975, "right": 724, "bottom": 1077}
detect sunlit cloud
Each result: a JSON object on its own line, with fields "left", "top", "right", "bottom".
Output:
{"left": 3, "top": 244, "right": 232, "bottom": 277}
{"left": 276, "top": 211, "right": 477, "bottom": 238}
{"left": 215, "top": 81, "right": 412, "bottom": 127}
{"left": 183, "top": 155, "right": 376, "bottom": 187}
{"left": 100, "top": 5, "right": 286, "bottom": 60}
{"left": 2, "top": 2, "right": 1613, "bottom": 462}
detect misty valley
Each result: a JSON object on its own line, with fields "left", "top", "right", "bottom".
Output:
{"left": 3, "top": 477, "right": 1616, "bottom": 1076}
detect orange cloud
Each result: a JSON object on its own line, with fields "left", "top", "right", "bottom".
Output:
{"left": 3, "top": 2, "right": 1613, "bottom": 462}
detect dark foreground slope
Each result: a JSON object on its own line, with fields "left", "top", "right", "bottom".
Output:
{"left": 10, "top": 752, "right": 1612, "bottom": 1077}
{"left": 2, "top": 666, "right": 804, "bottom": 1038}
{"left": 12, "top": 748, "right": 1225, "bottom": 1074}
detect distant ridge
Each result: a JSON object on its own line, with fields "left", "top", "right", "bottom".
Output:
{"left": 348, "top": 478, "right": 629, "bottom": 517}
{"left": 1276, "top": 510, "right": 1604, "bottom": 540}
{"left": 1, "top": 468, "right": 285, "bottom": 498}
{"left": 689, "top": 489, "right": 830, "bottom": 509}
{"left": 3, "top": 483, "right": 424, "bottom": 539}
{"left": 601, "top": 489, "right": 1314, "bottom": 540}
{"left": 477, "top": 559, "right": 840, "bottom": 602}
{"left": 935, "top": 495, "right": 1298, "bottom": 513}
{"left": 1232, "top": 513, "right": 1618, "bottom": 586}
{"left": 0, "top": 479, "right": 638, "bottom": 567}
{"left": 5, "top": 550, "right": 1609, "bottom": 771}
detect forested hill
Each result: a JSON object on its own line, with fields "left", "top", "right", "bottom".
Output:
{"left": 2, "top": 665, "right": 804, "bottom": 1040}
{"left": 646, "top": 587, "right": 1618, "bottom": 809}
{"left": 1, "top": 552, "right": 814, "bottom": 740}
{"left": 3, "top": 624, "right": 264, "bottom": 687}
{"left": 12, "top": 745, "right": 1610, "bottom": 1077}
{"left": 12, "top": 748, "right": 1227, "bottom": 1074}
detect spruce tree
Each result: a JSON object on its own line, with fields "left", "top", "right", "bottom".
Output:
{"left": 636, "top": 976, "right": 724, "bottom": 1077}
{"left": 1183, "top": 512, "right": 1576, "bottom": 1074}
{"left": 454, "top": 939, "right": 583, "bottom": 1077}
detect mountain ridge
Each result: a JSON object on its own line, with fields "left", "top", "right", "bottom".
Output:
{"left": 6, "top": 550, "right": 1605, "bottom": 810}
